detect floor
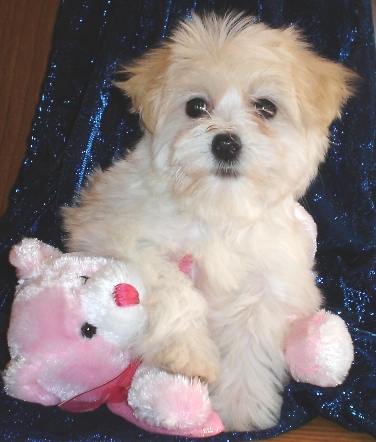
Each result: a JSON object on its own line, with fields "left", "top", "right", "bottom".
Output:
{"left": 0, "top": 1, "right": 375, "bottom": 440}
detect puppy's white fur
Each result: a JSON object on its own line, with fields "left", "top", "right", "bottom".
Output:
{"left": 63, "top": 13, "right": 355, "bottom": 430}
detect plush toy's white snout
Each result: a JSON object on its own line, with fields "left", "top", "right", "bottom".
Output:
{"left": 81, "top": 261, "right": 147, "bottom": 349}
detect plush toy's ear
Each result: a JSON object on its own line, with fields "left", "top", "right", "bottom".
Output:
{"left": 9, "top": 238, "right": 62, "bottom": 280}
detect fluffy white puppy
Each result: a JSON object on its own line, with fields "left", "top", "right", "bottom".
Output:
{"left": 63, "top": 13, "right": 355, "bottom": 430}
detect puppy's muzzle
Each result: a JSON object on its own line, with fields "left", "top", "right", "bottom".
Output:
{"left": 211, "top": 133, "right": 242, "bottom": 163}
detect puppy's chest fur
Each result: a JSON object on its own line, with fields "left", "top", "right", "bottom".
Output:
{"left": 165, "top": 210, "right": 295, "bottom": 305}
{"left": 177, "top": 221, "right": 253, "bottom": 298}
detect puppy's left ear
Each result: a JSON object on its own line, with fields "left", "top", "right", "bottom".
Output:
{"left": 116, "top": 45, "right": 171, "bottom": 133}
{"left": 286, "top": 29, "right": 358, "bottom": 130}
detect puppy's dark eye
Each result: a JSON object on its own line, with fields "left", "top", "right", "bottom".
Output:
{"left": 81, "top": 322, "right": 97, "bottom": 339}
{"left": 186, "top": 98, "right": 208, "bottom": 118}
{"left": 253, "top": 99, "right": 277, "bottom": 119}
{"left": 80, "top": 276, "right": 89, "bottom": 284}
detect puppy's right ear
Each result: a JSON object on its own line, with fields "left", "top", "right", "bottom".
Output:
{"left": 116, "top": 45, "right": 171, "bottom": 133}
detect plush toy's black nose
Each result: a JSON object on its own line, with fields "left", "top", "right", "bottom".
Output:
{"left": 211, "top": 133, "right": 242, "bottom": 162}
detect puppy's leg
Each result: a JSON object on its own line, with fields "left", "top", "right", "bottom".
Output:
{"left": 209, "top": 296, "right": 288, "bottom": 431}
{"left": 132, "top": 250, "right": 220, "bottom": 384}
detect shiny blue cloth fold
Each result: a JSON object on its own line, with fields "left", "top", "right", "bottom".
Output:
{"left": 0, "top": 0, "right": 375, "bottom": 440}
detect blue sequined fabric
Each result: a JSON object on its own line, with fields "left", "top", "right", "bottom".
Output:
{"left": 0, "top": 0, "right": 375, "bottom": 440}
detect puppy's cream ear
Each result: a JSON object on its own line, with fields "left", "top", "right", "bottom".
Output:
{"left": 285, "top": 28, "right": 357, "bottom": 130}
{"left": 116, "top": 45, "right": 171, "bottom": 133}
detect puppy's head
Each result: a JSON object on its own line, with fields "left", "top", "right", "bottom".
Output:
{"left": 117, "top": 13, "right": 356, "bottom": 213}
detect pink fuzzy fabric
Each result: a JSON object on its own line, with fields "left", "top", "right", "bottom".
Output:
{"left": 108, "top": 402, "right": 224, "bottom": 438}
{"left": 285, "top": 310, "right": 353, "bottom": 387}
{"left": 285, "top": 311, "right": 326, "bottom": 384}
{"left": 5, "top": 275, "right": 129, "bottom": 404}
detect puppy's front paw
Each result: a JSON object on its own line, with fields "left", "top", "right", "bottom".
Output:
{"left": 142, "top": 331, "right": 220, "bottom": 385}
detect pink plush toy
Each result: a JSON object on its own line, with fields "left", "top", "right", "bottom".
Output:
{"left": 3, "top": 238, "right": 224, "bottom": 438}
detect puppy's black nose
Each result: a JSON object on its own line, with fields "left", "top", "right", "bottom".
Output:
{"left": 211, "top": 133, "right": 242, "bottom": 162}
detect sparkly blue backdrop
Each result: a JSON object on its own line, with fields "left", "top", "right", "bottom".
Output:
{"left": 0, "top": 0, "right": 375, "bottom": 440}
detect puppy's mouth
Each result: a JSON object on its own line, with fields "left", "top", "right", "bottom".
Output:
{"left": 214, "top": 163, "right": 241, "bottom": 178}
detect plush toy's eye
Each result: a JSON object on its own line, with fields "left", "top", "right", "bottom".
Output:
{"left": 253, "top": 99, "right": 277, "bottom": 119}
{"left": 81, "top": 322, "right": 97, "bottom": 338}
{"left": 80, "top": 276, "right": 89, "bottom": 284}
{"left": 186, "top": 98, "right": 208, "bottom": 118}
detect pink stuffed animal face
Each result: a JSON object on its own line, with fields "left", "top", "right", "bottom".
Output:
{"left": 4, "top": 238, "right": 146, "bottom": 405}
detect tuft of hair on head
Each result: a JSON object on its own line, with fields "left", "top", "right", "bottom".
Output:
{"left": 172, "top": 11, "right": 258, "bottom": 51}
